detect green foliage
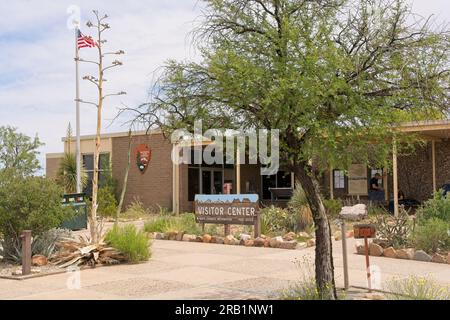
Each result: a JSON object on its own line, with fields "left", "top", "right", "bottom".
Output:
{"left": 104, "top": 224, "right": 150, "bottom": 263}
{"left": 260, "top": 206, "right": 291, "bottom": 235}
{"left": 0, "top": 126, "right": 43, "bottom": 176}
{"left": 56, "top": 153, "right": 88, "bottom": 194}
{"left": 384, "top": 276, "right": 450, "bottom": 300}
{"left": 323, "top": 198, "right": 343, "bottom": 218}
{"left": 98, "top": 186, "right": 118, "bottom": 218}
{"left": 120, "top": 197, "right": 150, "bottom": 219}
{"left": 143, "top": 213, "right": 202, "bottom": 235}
{"left": 288, "top": 184, "right": 314, "bottom": 231}
{"left": 411, "top": 218, "right": 450, "bottom": 254}
{"left": 0, "top": 172, "right": 73, "bottom": 239}
{"left": 416, "top": 191, "right": 450, "bottom": 224}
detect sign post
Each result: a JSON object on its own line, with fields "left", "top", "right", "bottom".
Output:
{"left": 194, "top": 194, "right": 260, "bottom": 238}
{"left": 21, "top": 230, "right": 32, "bottom": 276}
{"left": 354, "top": 224, "right": 376, "bottom": 292}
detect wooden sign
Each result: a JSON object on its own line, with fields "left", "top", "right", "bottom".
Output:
{"left": 194, "top": 194, "right": 261, "bottom": 237}
{"left": 135, "top": 144, "right": 151, "bottom": 173}
{"left": 353, "top": 224, "right": 376, "bottom": 239}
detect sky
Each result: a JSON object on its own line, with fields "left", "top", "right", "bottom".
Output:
{"left": 0, "top": 0, "right": 448, "bottom": 173}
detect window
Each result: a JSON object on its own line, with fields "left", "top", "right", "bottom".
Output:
{"left": 82, "top": 153, "right": 110, "bottom": 197}
{"left": 262, "top": 171, "right": 293, "bottom": 200}
{"left": 334, "top": 170, "right": 345, "bottom": 189}
{"left": 188, "top": 168, "right": 200, "bottom": 201}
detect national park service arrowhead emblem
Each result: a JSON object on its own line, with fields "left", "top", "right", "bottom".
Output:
{"left": 135, "top": 144, "right": 151, "bottom": 173}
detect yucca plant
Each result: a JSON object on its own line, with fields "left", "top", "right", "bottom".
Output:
{"left": 56, "top": 153, "right": 87, "bottom": 194}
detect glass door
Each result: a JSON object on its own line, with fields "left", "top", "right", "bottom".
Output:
{"left": 201, "top": 170, "right": 212, "bottom": 195}
{"left": 200, "top": 168, "right": 224, "bottom": 194}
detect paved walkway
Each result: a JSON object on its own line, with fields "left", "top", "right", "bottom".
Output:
{"left": 0, "top": 238, "right": 449, "bottom": 300}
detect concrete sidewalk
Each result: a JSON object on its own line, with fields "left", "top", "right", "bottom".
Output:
{"left": 0, "top": 238, "right": 449, "bottom": 300}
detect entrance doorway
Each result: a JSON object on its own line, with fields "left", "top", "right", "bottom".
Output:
{"left": 201, "top": 168, "right": 224, "bottom": 194}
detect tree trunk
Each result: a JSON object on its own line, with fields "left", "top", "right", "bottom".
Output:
{"left": 294, "top": 164, "right": 337, "bottom": 300}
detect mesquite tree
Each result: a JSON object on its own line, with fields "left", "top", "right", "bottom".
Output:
{"left": 77, "top": 10, "right": 126, "bottom": 243}
{"left": 131, "top": 0, "right": 449, "bottom": 299}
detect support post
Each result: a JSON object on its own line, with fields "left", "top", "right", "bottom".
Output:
{"left": 383, "top": 167, "right": 389, "bottom": 202}
{"left": 236, "top": 150, "right": 241, "bottom": 194}
{"left": 75, "top": 27, "right": 82, "bottom": 193}
{"left": 340, "top": 220, "right": 349, "bottom": 290}
{"left": 432, "top": 140, "right": 437, "bottom": 192}
{"left": 21, "top": 230, "right": 32, "bottom": 276}
{"left": 392, "top": 138, "right": 399, "bottom": 217}
{"left": 364, "top": 236, "right": 372, "bottom": 292}
{"left": 329, "top": 167, "right": 334, "bottom": 200}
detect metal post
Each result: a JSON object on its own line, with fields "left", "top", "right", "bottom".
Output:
{"left": 75, "top": 27, "right": 81, "bottom": 193}
{"left": 364, "top": 236, "right": 372, "bottom": 292}
{"left": 341, "top": 220, "right": 349, "bottom": 290}
{"left": 21, "top": 230, "right": 32, "bottom": 276}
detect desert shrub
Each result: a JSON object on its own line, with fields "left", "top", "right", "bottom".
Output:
{"left": 411, "top": 218, "right": 450, "bottom": 254}
{"left": 121, "top": 197, "right": 150, "bottom": 219}
{"left": 374, "top": 208, "right": 413, "bottom": 248}
{"left": 416, "top": 191, "right": 450, "bottom": 224}
{"left": 323, "top": 198, "right": 343, "bottom": 218}
{"left": 144, "top": 213, "right": 201, "bottom": 235}
{"left": 104, "top": 224, "right": 150, "bottom": 263}
{"left": 261, "top": 206, "right": 290, "bottom": 235}
{"left": 98, "top": 186, "right": 118, "bottom": 218}
{"left": 384, "top": 275, "right": 450, "bottom": 300}
{"left": 0, "top": 172, "right": 74, "bottom": 260}
{"left": 280, "top": 257, "right": 335, "bottom": 300}
{"left": 288, "top": 184, "right": 314, "bottom": 231}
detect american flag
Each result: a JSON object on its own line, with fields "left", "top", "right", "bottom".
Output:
{"left": 77, "top": 29, "right": 97, "bottom": 49}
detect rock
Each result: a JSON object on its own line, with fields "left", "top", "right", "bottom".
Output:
{"left": 307, "top": 239, "right": 316, "bottom": 247}
{"left": 373, "top": 239, "right": 389, "bottom": 248}
{"left": 194, "top": 235, "right": 203, "bottom": 242}
{"left": 346, "top": 230, "right": 354, "bottom": 238}
{"left": 363, "top": 293, "right": 385, "bottom": 300}
{"left": 12, "top": 269, "right": 22, "bottom": 276}
{"left": 297, "top": 242, "right": 307, "bottom": 249}
{"left": 269, "top": 236, "right": 283, "bottom": 248}
{"left": 279, "top": 240, "right": 298, "bottom": 250}
{"left": 210, "top": 236, "right": 217, "bottom": 243}
{"left": 396, "top": 248, "right": 414, "bottom": 260}
{"left": 383, "top": 247, "right": 397, "bottom": 258}
{"left": 254, "top": 237, "right": 265, "bottom": 247}
{"left": 244, "top": 239, "right": 254, "bottom": 247}
{"left": 283, "top": 232, "right": 296, "bottom": 241}
{"left": 369, "top": 243, "right": 383, "bottom": 257}
{"left": 297, "top": 232, "right": 311, "bottom": 239}
{"left": 260, "top": 234, "right": 267, "bottom": 239}
{"left": 264, "top": 238, "right": 271, "bottom": 247}
{"left": 431, "top": 253, "right": 446, "bottom": 264}
{"left": 167, "top": 232, "right": 177, "bottom": 240}
{"left": 154, "top": 232, "right": 165, "bottom": 240}
{"left": 31, "top": 268, "right": 41, "bottom": 274}
{"left": 32, "top": 255, "right": 48, "bottom": 267}
{"left": 413, "top": 250, "right": 432, "bottom": 262}
{"left": 224, "top": 235, "right": 239, "bottom": 245}
{"left": 240, "top": 234, "right": 252, "bottom": 242}
{"left": 176, "top": 231, "right": 185, "bottom": 241}
{"left": 334, "top": 231, "right": 342, "bottom": 241}
{"left": 215, "top": 237, "right": 225, "bottom": 244}
{"left": 356, "top": 244, "right": 366, "bottom": 255}
{"left": 202, "top": 234, "right": 212, "bottom": 243}
{"left": 339, "top": 204, "right": 367, "bottom": 220}
{"left": 182, "top": 234, "right": 196, "bottom": 242}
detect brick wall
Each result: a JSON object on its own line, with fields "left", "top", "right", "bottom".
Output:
{"left": 111, "top": 133, "right": 173, "bottom": 212}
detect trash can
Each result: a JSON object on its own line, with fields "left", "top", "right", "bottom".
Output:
{"left": 61, "top": 193, "right": 88, "bottom": 231}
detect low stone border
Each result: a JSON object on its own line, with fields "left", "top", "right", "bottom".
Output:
{"left": 149, "top": 231, "right": 317, "bottom": 250}
{"left": 355, "top": 242, "right": 450, "bottom": 265}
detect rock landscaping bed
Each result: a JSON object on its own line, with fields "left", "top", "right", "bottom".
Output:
{"left": 355, "top": 241, "right": 450, "bottom": 265}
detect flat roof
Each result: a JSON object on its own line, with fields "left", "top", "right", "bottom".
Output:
{"left": 62, "top": 128, "right": 162, "bottom": 142}
{"left": 397, "top": 119, "right": 450, "bottom": 140}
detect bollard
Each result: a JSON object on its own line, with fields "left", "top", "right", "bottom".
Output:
{"left": 340, "top": 220, "right": 349, "bottom": 290}
{"left": 20, "top": 230, "right": 32, "bottom": 276}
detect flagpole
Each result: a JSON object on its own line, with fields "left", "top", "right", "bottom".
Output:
{"left": 75, "top": 26, "right": 81, "bottom": 194}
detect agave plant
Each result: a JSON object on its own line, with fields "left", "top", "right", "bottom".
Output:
{"left": 56, "top": 153, "right": 87, "bottom": 194}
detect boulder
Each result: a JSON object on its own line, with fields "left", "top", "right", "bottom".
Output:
{"left": 356, "top": 244, "right": 366, "bottom": 255}
{"left": 413, "top": 250, "right": 432, "bottom": 262}
{"left": 269, "top": 236, "right": 283, "bottom": 248}
{"left": 297, "top": 232, "right": 311, "bottom": 239}
{"left": 396, "top": 248, "right": 414, "bottom": 260}
{"left": 32, "top": 255, "right": 48, "bottom": 267}
{"left": 307, "top": 239, "right": 316, "bottom": 247}
{"left": 176, "top": 231, "right": 185, "bottom": 241}
{"left": 279, "top": 240, "right": 298, "bottom": 250}
{"left": 254, "top": 237, "right": 265, "bottom": 247}
{"left": 283, "top": 232, "right": 296, "bottom": 241}
{"left": 154, "top": 232, "right": 165, "bottom": 240}
{"left": 202, "top": 234, "right": 212, "bottom": 243}
{"left": 240, "top": 233, "right": 252, "bottom": 241}
{"left": 244, "top": 239, "right": 254, "bottom": 247}
{"left": 346, "top": 230, "right": 354, "bottom": 238}
{"left": 224, "top": 235, "right": 239, "bottom": 245}
{"left": 339, "top": 204, "right": 367, "bottom": 221}
{"left": 210, "top": 236, "right": 217, "bottom": 244}
{"left": 369, "top": 243, "right": 383, "bottom": 257}
{"left": 195, "top": 235, "right": 203, "bottom": 242}
{"left": 167, "top": 232, "right": 178, "bottom": 240}
{"left": 264, "top": 238, "right": 271, "bottom": 247}
{"left": 182, "top": 234, "right": 196, "bottom": 242}
{"left": 297, "top": 242, "right": 308, "bottom": 249}
{"left": 260, "top": 234, "right": 267, "bottom": 239}
{"left": 334, "top": 231, "right": 342, "bottom": 241}
{"left": 431, "top": 253, "right": 446, "bottom": 264}
{"left": 215, "top": 237, "right": 225, "bottom": 245}
{"left": 383, "top": 247, "right": 397, "bottom": 258}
